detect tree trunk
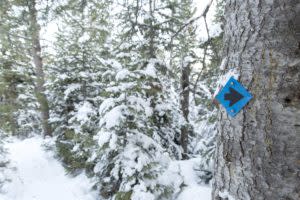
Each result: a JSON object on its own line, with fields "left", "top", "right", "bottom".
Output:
{"left": 213, "top": 0, "right": 300, "bottom": 199}
{"left": 28, "top": 1, "right": 52, "bottom": 137}
{"left": 180, "top": 63, "right": 190, "bottom": 160}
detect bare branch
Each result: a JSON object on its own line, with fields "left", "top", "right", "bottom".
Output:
{"left": 171, "top": 0, "right": 213, "bottom": 39}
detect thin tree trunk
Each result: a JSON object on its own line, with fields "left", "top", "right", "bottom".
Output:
{"left": 213, "top": 0, "right": 300, "bottom": 199}
{"left": 149, "top": 0, "right": 155, "bottom": 58}
{"left": 180, "top": 62, "right": 190, "bottom": 160}
{"left": 28, "top": 1, "right": 52, "bottom": 137}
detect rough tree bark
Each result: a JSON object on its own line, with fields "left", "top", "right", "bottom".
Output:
{"left": 28, "top": 1, "right": 52, "bottom": 137}
{"left": 213, "top": 0, "right": 300, "bottom": 200}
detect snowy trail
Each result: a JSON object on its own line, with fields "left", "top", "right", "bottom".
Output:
{"left": 0, "top": 137, "right": 97, "bottom": 200}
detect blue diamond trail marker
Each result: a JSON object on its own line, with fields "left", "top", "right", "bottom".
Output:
{"left": 215, "top": 76, "right": 253, "bottom": 117}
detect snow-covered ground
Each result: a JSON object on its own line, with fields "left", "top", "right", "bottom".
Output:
{"left": 178, "top": 185, "right": 212, "bottom": 200}
{"left": 0, "top": 137, "right": 97, "bottom": 200}
{"left": 0, "top": 136, "right": 212, "bottom": 200}
{"left": 163, "top": 159, "right": 212, "bottom": 200}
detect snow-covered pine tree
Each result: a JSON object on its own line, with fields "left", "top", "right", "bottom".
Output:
{"left": 92, "top": 0, "right": 186, "bottom": 199}
{"left": 165, "top": 0, "right": 198, "bottom": 159}
{"left": 0, "top": 0, "right": 41, "bottom": 136}
{"left": 187, "top": 0, "right": 224, "bottom": 184}
{"left": 93, "top": 55, "right": 174, "bottom": 200}
{"left": 49, "top": 0, "right": 112, "bottom": 174}
{"left": 157, "top": 0, "right": 223, "bottom": 184}
{"left": 190, "top": 34, "right": 223, "bottom": 183}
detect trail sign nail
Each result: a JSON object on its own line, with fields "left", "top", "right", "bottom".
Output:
{"left": 215, "top": 77, "right": 253, "bottom": 117}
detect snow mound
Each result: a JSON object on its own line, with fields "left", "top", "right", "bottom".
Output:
{"left": 159, "top": 158, "right": 212, "bottom": 200}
